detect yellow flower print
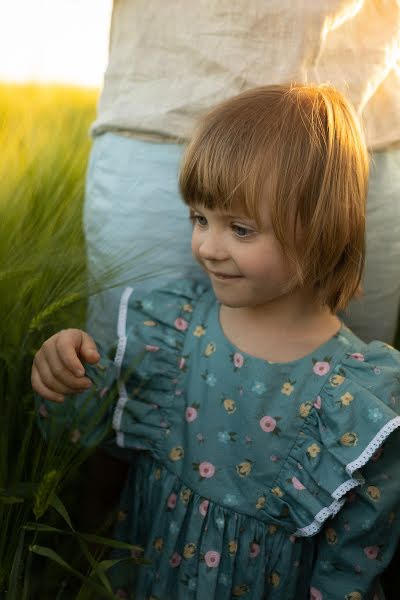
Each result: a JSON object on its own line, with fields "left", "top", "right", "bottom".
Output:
{"left": 233, "top": 584, "right": 250, "bottom": 597}
{"left": 193, "top": 325, "right": 206, "bottom": 337}
{"left": 367, "top": 485, "right": 381, "bottom": 501}
{"left": 256, "top": 495, "right": 266, "bottom": 509}
{"left": 268, "top": 524, "right": 278, "bottom": 535}
{"left": 340, "top": 432, "right": 358, "bottom": 447}
{"left": 153, "top": 537, "right": 164, "bottom": 551}
{"left": 143, "top": 320, "right": 157, "bottom": 327}
{"left": 340, "top": 392, "right": 354, "bottom": 406}
{"left": 307, "top": 443, "right": 321, "bottom": 458}
{"left": 168, "top": 446, "right": 184, "bottom": 461}
{"left": 281, "top": 381, "right": 294, "bottom": 396}
{"left": 268, "top": 571, "right": 280, "bottom": 587}
{"left": 154, "top": 468, "right": 162, "bottom": 480}
{"left": 325, "top": 528, "right": 338, "bottom": 545}
{"left": 228, "top": 540, "right": 238, "bottom": 555}
{"left": 183, "top": 543, "right": 196, "bottom": 559}
{"left": 222, "top": 398, "right": 236, "bottom": 414}
{"left": 236, "top": 460, "right": 253, "bottom": 477}
{"left": 299, "top": 402, "right": 313, "bottom": 418}
{"left": 271, "top": 486, "right": 284, "bottom": 498}
{"left": 330, "top": 374, "right": 345, "bottom": 387}
{"left": 182, "top": 303, "right": 193, "bottom": 312}
{"left": 345, "top": 593, "right": 362, "bottom": 600}
{"left": 180, "top": 488, "right": 192, "bottom": 504}
{"left": 204, "top": 342, "right": 217, "bottom": 357}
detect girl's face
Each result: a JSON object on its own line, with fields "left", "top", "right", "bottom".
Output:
{"left": 190, "top": 204, "right": 298, "bottom": 310}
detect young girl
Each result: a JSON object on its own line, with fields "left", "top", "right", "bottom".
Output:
{"left": 32, "top": 84, "right": 400, "bottom": 600}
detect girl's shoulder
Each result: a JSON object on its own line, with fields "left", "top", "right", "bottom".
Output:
{"left": 286, "top": 327, "right": 400, "bottom": 536}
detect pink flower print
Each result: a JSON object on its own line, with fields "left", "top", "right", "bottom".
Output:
{"left": 130, "top": 547, "right": 142, "bottom": 559}
{"left": 291, "top": 476, "right": 305, "bottom": 490}
{"left": 145, "top": 344, "right": 160, "bottom": 352}
{"left": 310, "top": 587, "right": 323, "bottom": 600}
{"left": 167, "top": 493, "right": 177, "bottom": 510}
{"left": 364, "top": 545, "right": 379, "bottom": 560}
{"left": 313, "top": 395, "right": 322, "bottom": 409}
{"left": 270, "top": 454, "right": 280, "bottom": 462}
{"left": 313, "top": 361, "right": 330, "bottom": 376}
{"left": 185, "top": 406, "right": 198, "bottom": 422}
{"left": 204, "top": 550, "right": 220, "bottom": 568}
{"left": 38, "top": 403, "right": 48, "bottom": 418}
{"left": 174, "top": 317, "right": 188, "bottom": 331}
{"left": 169, "top": 552, "right": 182, "bottom": 568}
{"left": 249, "top": 542, "right": 261, "bottom": 558}
{"left": 371, "top": 447, "right": 383, "bottom": 462}
{"left": 259, "top": 416, "right": 276, "bottom": 432}
{"left": 289, "top": 535, "right": 296, "bottom": 543}
{"left": 346, "top": 490, "right": 357, "bottom": 503}
{"left": 199, "top": 461, "right": 215, "bottom": 478}
{"left": 350, "top": 352, "right": 365, "bottom": 361}
{"left": 179, "top": 357, "right": 186, "bottom": 370}
{"left": 233, "top": 352, "right": 244, "bottom": 368}
{"left": 199, "top": 499, "right": 209, "bottom": 516}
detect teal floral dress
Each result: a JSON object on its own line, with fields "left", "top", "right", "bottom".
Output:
{"left": 38, "top": 280, "right": 400, "bottom": 600}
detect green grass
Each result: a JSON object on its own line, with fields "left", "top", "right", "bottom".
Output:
{"left": 0, "top": 83, "right": 129, "bottom": 598}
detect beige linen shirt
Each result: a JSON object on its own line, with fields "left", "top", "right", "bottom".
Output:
{"left": 92, "top": 0, "right": 400, "bottom": 149}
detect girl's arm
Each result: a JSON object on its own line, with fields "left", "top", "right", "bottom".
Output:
{"left": 310, "top": 429, "right": 400, "bottom": 599}
{"left": 31, "top": 328, "right": 101, "bottom": 402}
{"left": 33, "top": 328, "right": 120, "bottom": 448}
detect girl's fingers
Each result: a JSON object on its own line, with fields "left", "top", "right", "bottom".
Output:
{"left": 33, "top": 353, "right": 91, "bottom": 393}
{"left": 80, "top": 331, "right": 100, "bottom": 364}
{"left": 54, "top": 329, "right": 87, "bottom": 376}
{"left": 31, "top": 365, "right": 65, "bottom": 403}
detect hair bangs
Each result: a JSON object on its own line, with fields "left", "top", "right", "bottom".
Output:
{"left": 179, "top": 103, "right": 270, "bottom": 224}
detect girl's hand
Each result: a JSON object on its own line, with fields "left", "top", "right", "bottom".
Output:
{"left": 31, "top": 329, "right": 100, "bottom": 403}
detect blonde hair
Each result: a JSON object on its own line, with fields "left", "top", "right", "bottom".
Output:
{"left": 179, "top": 84, "right": 369, "bottom": 312}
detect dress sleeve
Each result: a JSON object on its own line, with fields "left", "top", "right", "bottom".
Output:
{"left": 307, "top": 343, "right": 400, "bottom": 600}
{"left": 310, "top": 427, "right": 400, "bottom": 600}
{"left": 37, "top": 279, "right": 207, "bottom": 456}
{"left": 36, "top": 350, "right": 119, "bottom": 449}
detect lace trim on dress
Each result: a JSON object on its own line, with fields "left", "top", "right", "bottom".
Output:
{"left": 112, "top": 286, "right": 134, "bottom": 445}
{"left": 294, "top": 415, "right": 400, "bottom": 537}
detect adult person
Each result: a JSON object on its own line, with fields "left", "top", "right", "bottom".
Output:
{"left": 85, "top": 0, "right": 400, "bottom": 352}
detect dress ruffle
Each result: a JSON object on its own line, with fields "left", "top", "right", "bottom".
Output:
{"left": 111, "top": 279, "right": 208, "bottom": 456}
{"left": 265, "top": 341, "right": 400, "bottom": 537}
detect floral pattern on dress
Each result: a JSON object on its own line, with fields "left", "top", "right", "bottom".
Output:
{"left": 36, "top": 279, "right": 400, "bottom": 600}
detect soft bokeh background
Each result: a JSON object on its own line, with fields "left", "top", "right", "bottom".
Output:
{"left": 0, "top": 3, "right": 134, "bottom": 598}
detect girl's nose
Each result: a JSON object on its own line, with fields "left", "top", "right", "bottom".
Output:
{"left": 198, "top": 231, "right": 228, "bottom": 261}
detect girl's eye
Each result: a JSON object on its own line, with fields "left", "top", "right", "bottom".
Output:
{"left": 190, "top": 214, "right": 208, "bottom": 227}
{"left": 232, "top": 224, "right": 253, "bottom": 238}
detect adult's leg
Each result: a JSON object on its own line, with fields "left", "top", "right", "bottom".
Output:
{"left": 83, "top": 132, "right": 206, "bottom": 350}
{"left": 344, "top": 146, "right": 400, "bottom": 344}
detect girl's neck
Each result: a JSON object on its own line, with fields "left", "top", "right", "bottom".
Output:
{"left": 219, "top": 294, "right": 341, "bottom": 363}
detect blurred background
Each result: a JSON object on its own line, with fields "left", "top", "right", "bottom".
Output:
{"left": 0, "top": 2, "right": 124, "bottom": 598}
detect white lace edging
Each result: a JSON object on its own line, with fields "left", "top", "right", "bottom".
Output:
{"left": 112, "top": 287, "right": 133, "bottom": 445}
{"left": 294, "top": 415, "right": 400, "bottom": 537}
